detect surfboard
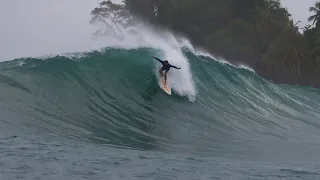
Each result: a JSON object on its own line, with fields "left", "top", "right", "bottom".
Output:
{"left": 160, "top": 76, "right": 171, "bottom": 95}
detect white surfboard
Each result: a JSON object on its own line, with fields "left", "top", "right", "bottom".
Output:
{"left": 160, "top": 76, "right": 171, "bottom": 95}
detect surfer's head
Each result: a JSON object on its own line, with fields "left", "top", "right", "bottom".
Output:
{"left": 164, "top": 60, "right": 169, "bottom": 64}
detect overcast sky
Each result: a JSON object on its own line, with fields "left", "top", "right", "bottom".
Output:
{"left": 0, "top": 0, "right": 102, "bottom": 61}
{"left": 281, "top": 0, "right": 318, "bottom": 26}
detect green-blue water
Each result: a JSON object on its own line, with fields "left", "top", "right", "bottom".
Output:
{"left": 1, "top": 47, "right": 320, "bottom": 179}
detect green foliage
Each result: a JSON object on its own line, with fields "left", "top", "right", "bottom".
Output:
{"left": 90, "top": 0, "right": 320, "bottom": 87}
{"left": 90, "top": 0, "right": 127, "bottom": 38}
{"left": 308, "top": 2, "right": 320, "bottom": 26}
{"left": 90, "top": 0, "right": 143, "bottom": 38}
{"left": 306, "top": 2, "right": 320, "bottom": 74}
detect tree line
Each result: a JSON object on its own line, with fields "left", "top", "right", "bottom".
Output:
{"left": 90, "top": 0, "right": 320, "bottom": 88}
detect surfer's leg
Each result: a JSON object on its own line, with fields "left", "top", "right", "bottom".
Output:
{"left": 159, "top": 68, "right": 164, "bottom": 76}
{"left": 164, "top": 70, "right": 168, "bottom": 83}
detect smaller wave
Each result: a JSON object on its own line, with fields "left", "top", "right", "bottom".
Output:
{"left": 193, "top": 50, "right": 255, "bottom": 73}
{"left": 178, "top": 40, "right": 256, "bottom": 75}
{"left": 280, "top": 168, "right": 319, "bottom": 175}
{"left": 238, "top": 64, "right": 255, "bottom": 73}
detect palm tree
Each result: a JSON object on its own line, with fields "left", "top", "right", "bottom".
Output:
{"left": 292, "top": 20, "right": 301, "bottom": 35}
{"left": 308, "top": 2, "right": 320, "bottom": 26}
{"left": 303, "top": 24, "right": 312, "bottom": 32}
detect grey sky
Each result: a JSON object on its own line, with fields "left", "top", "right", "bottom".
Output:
{"left": 281, "top": 0, "right": 318, "bottom": 26}
{"left": 0, "top": 0, "right": 102, "bottom": 61}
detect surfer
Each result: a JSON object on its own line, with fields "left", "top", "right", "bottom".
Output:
{"left": 152, "top": 56, "right": 181, "bottom": 83}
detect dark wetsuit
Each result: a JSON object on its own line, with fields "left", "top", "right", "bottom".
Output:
{"left": 153, "top": 57, "right": 180, "bottom": 73}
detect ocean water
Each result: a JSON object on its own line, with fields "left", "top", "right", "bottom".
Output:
{"left": 1, "top": 2, "right": 320, "bottom": 179}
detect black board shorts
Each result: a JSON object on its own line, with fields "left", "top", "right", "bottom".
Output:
{"left": 160, "top": 67, "right": 170, "bottom": 73}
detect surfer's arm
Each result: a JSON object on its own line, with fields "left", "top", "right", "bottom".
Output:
{"left": 152, "top": 56, "right": 164, "bottom": 64}
{"left": 170, "top": 65, "right": 181, "bottom": 69}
